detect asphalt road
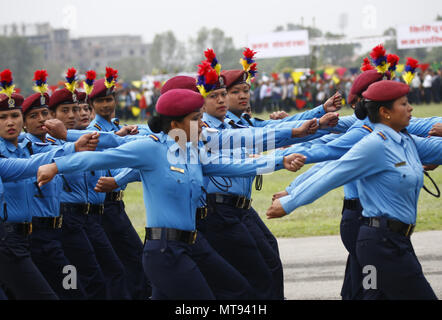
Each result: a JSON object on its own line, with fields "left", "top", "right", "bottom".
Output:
{"left": 278, "top": 230, "right": 442, "bottom": 300}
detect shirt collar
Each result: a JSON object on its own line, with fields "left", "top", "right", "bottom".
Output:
{"left": 0, "top": 137, "right": 19, "bottom": 154}
{"left": 94, "top": 114, "right": 114, "bottom": 131}
{"left": 25, "top": 132, "right": 46, "bottom": 143}
{"left": 225, "top": 111, "right": 241, "bottom": 123}
{"left": 374, "top": 123, "right": 403, "bottom": 144}
{"left": 202, "top": 113, "right": 226, "bottom": 129}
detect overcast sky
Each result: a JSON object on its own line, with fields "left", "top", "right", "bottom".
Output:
{"left": 0, "top": 0, "right": 440, "bottom": 46}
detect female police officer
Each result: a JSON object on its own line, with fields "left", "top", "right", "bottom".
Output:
{"left": 37, "top": 88, "right": 306, "bottom": 300}
{"left": 267, "top": 80, "right": 442, "bottom": 299}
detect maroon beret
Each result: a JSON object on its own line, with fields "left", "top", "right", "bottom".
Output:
{"left": 0, "top": 93, "right": 24, "bottom": 111}
{"left": 221, "top": 70, "right": 248, "bottom": 89}
{"left": 161, "top": 76, "right": 199, "bottom": 95}
{"left": 77, "top": 91, "right": 87, "bottom": 103}
{"left": 362, "top": 80, "right": 410, "bottom": 101}
{"left": 49, "top": 88, "right": 79, "bottom": 110}
{"left": 348, "top": 70, "right": 384, "bottom": 104}
{"left": 22, "top": 93, "right": 50, "bottom": 114}
{"left": 89, "top": 79, "right": 115, "bottom": 100}
{"left": 156, "top": 89, "right": 204, "bottom": 117}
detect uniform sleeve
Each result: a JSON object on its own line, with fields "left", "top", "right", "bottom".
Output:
{"left": 279, "top": 135, "right": 387, "bottom": 214}
{"left": 407, "top": 117, "right": 442, "bottom": 137}
{"left": 67, "top": 129, "right": 144, "bottom": 149}
{"left": 411, "top": 135, "right": 442, "bottom": 164}
{"left": 203, "top": 126, "right": 293, "bottom": 154}
{"left": 55, "top": 139, "right": 158, "bottom": 174}
{"left": 201, "top": 152, "right": 285, "bottom": 177}
{"left": 0, "top": 148, "right": 68, "bottom": 182}
{"left": 320, "top": 115, "right": 357, "bottom": 133}
{"left": 279, "top": 127, "right": 367, "bottom": 163}
{"left": 114, "top": 168, "right": 141, "bottom": 187}
{"left": 285, "top": 161, "right": 331, "bottom": 193}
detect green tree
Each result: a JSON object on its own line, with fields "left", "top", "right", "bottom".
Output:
{"left": 189, "top": 27, "right": 241, "bottom": 70}
{"left": 0, "top": 36, "right": 44, "bottom": 96}
{"left": 149, "top": 31, "right": 186, "bottom": 74}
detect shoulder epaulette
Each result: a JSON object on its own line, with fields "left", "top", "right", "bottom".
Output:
{"left": 46, "top": 137, "right": 56, "bottom": 144}
{"left": 362, "top": 125, "right": 373, "bottom": 133}
{"left": 202, "top": 121, "right": 210, "bottom": 128}
{"left": 148, "top": 134, "right": 159, "bottom": 142}
{"left": 377, "top": 132, "right": 387, "bottom": 140}
{"left": 94, "top": 123, "right": 102, "bottom": 131}
{"left": 113, "top": 119, "right": 120, "bottom": 126}
{"left": 34, "top": 142, "right": 50, "bottom": 146}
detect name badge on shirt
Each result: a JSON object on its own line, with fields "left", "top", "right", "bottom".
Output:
{"left": 170, "top": 166, "right": 185, "bottom": 174}
{"left": 395, "top": 161, "right": 406, "bottom": 167}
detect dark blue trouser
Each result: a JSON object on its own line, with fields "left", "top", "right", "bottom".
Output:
{"left": 0, "top": 222, "right": 58, "bottom": 300}
{"left": 340, "top": 201, "right": 364, "bottom": 300}
{"left": 85, "top": 212, "right": 130, "bottom": 300}
{"left": 60, "top": 204, "right": 108, "bottom": 299}
{"left": 30, "top": 220, "right": 86, "bottom": 300}
{"left": 202, "top": 203, "right": 274, "bottom": 300}
{"left": 356, "top": 222, "right": 437, "bottom": 300}
{"left": 102, "top": 200, "right": 151, "bottom": 299}
{"left": 190, "top": 231, "right": 254, "bottom": 300}
{"left": 243, "top": 207, "right": 284, "bottom": 299}
{"left": 143, "top": 233, "right": 215, "bottom": 300}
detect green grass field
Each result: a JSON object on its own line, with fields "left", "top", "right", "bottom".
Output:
{"left": 123, "top": 103, "right": 442, "bottom": 239}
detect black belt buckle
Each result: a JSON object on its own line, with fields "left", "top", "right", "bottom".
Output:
{"left": 190, "top": 230, "right": 197, "bottom": 244}
{"left": 15, "top": 222, "right": 32, "bottom": 236}
{"left": 198, "top": 207, "right": 208, "bottom": 219}
{"left": 235, "top": 196, "right": 246, "bottom": 209}
{"left": 404, "top": 224, "right": 415, "bottom": 237}
{"left": 55, "top": 215, "right": 63, "bottom": 229}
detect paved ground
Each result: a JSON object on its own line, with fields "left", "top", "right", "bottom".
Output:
{"left": 278, "top": 230, "right": 442, "bottom": 300}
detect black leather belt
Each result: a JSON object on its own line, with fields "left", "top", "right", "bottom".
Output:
{"left": 145, "top": 227, "right": 197, "bottom": 244}
{"left": 207, "top": 193, "right": 252, "bottom": 210}
{"left": 60, "top": 203, "right": 90, "bottom": 215}
{"left": 2, "top": 222, "right": 33, "bottom": 236}
{"left": 105, "top": 191, "right": 124, "bottom": 202}
{"left": 196, "top": 207, "right": 208, "bottom": 220}
{"left": 343, "top": 199, "right": 363, "bottom": 211}
{"left": 363, "top": 217, "right": 415, "bottom": 237}
{"left": 89, "top": 204, "right": 104, "bottom": 215}
{"left": 32, "top": 216, "right": 63, "bottom": 229}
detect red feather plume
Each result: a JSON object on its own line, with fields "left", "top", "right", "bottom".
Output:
{"left": 204, "top": 49, "right": 216, "bottom": 63}
{"left": 197, "top": 61, "right": 212, "bottom": 76}
{"left": 406, "top": 57, "right": 419, "bottom": 70}
{"left": 361, "top": 58, "right": 375, "bottom": 72}
{"left": 85, "top": 70, "right": 97, "bottom": 81}
{"left": 105, "top": 67, "right": 118, "bottom": 80}
{"left": 0, "top": 69, "right": 13, "bottom": 83}
{"left": 205, "top": 69, "right": 219, "bottom": 84}
{"left": 243, "top": 48, "right": 257, "bottom": 60}
{"left": 66, "top": 67, "right": 77, "bottom": 79}
{"left": 33, "top": 69, "right": 48, "bottom": 82}
{"left": 387, "top": 54, "right": 400, "bottom": 67}
{"left": 369, "top": 44, "right": 386, "bottom": 60}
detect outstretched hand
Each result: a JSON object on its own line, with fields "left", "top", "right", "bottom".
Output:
{"left": 43, "top": 119, "right": 67, "bottom": 140}
{"left": 74, "top": 132, "right": 100, "bottom": 152}
{"left": 283, "top": 153, "right": 306, "bottom": 172}
{"left": 266, "top": 199, "right": 287, "bottom": 219}
{"left": 37, "top": 163, "right": 58, "bottom": 188}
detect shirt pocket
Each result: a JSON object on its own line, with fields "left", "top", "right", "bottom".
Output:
{"left": 392, "top": 163, "right": 420, "bottom": 191}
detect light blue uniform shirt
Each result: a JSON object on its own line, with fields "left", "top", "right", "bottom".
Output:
{"left": 279, "top": 116, "right": 441, "bottom": 199}
{"left": 21, "top": 133, "right": 71, "bottom": 217}
{"left": 0, "top": 148, "right": 71, "bottom": 221}
{"left": 235, "top": 104, "right": 326, "bottom": 128}
{"left": 279, "top": 124, "right": 442, "bottom": 225}
{"left": 46, "top": 135, "right": 89, "bottom": 204}
{"left": 53, "top": 132, "right": 286, "bottom": 231}
{"left": 87, "top": 115, "right": 130, "bottom": 193}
